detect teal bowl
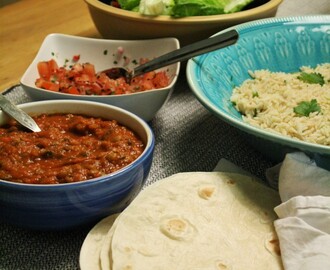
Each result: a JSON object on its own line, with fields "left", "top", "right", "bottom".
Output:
{"left": 187, "top": 16, "right": 330, "bottom": 168}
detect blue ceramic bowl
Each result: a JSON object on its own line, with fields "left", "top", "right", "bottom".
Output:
{"left": 187, "top": 16, "right": 330, "bottom": 168}
{"left": 0, "top": 100, "right": 155, "bottom": 230}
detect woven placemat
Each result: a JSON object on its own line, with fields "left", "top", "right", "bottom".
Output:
{"left": 0, "top": 75, "right": 275, "bottom": 270}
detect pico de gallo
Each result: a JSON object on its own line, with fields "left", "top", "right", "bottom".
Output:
{"left": 35, "top": 58, "right": 170, "bottom": 95}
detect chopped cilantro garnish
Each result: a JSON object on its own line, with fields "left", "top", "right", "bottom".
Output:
{"left": 253, "top": 108, "right": 258, "bottom": 117}
{"left": 50, "top": 75, "right": 58, "bottom": 83}
{"left": 103, "top": 50, "right": 108, "bottom": 55}
{"left": 293, "top": 99, "right": 321, "bottom": 117}
{"left": 252, "top": 91, "right": 259, "bottom": 98}
{"left": 63, "top": 59, "right": 69, "bottom": 67}
{"left": 297, "top": 72, "right": 325, "bottom": 86}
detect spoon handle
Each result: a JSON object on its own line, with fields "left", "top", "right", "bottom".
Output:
{"left": 134, "top": 29, "right": 239, "bottom": 77}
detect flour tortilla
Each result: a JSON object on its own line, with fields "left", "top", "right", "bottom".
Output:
{"left": 100, "top": 217, "right": 120, "bottom": 270}
{"left": 107, "top": 172, "right": 283, "bottom": 270}
{"left": 79, "top": 214, "right": 119, "bottom": 270}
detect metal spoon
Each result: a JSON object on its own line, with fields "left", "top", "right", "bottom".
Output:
{"left": 102, "top": 29, "right": 239, "bottom": 83}
{"left": 0, "top": 94, "right": 41, "bottom": 132}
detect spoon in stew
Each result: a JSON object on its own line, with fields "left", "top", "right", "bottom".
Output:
{"left": 0, "top": 94, "right": 41, "bottom": 132}
{"left": 102, "top": 29, "right": 239, "bottom": 83}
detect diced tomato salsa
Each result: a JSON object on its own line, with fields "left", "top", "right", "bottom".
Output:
{"left": 35, "top": 59, "right": 170, "bottom": 95}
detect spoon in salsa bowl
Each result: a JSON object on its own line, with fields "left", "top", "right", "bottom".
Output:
{"left": 102, "top": 29, "right": 239, "bottom": 83}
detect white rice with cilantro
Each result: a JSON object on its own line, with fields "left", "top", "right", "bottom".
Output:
{"left": 230, "top": 63, "right": 330, "bottom": 146}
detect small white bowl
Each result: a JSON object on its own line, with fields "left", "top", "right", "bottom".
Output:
{"left": 20, "top": 34, "right": 180, "bottom": 122}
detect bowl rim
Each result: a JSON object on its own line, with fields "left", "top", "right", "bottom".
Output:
{"left": 0, "top": 99, "right": 155, "bottom": 189}
{"left": 187, "top": 15, "right": 330, "bottom": 154}
{"left": 84, "top": 0, "right": 283, "bottom": 24}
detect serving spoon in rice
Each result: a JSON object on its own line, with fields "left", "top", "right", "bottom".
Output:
{"left": 102, "top": 29, "right": 239, "bottom": 83}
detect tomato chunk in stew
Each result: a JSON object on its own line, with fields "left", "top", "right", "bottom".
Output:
{"left": 0, "top": 114, "right": 145, "bottom": 184}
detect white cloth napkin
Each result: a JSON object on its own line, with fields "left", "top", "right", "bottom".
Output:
{"left": 277, "top": 152, "right": 330, "bottom": 202}
{"left": 272, "top": 152, "right": 330, "bottom": 270}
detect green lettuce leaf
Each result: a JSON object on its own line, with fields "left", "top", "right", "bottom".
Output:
{"left": 117, "top": 0, "right": 254, "bottom": 16}
{"left": 118, "top": 0, "right": 140, "bottom": 10}
{"left": 171, "top": 0, "right": 226, "bottom": 17}
{"left": 171, "top": 0, "right": 254, "bottom": 17}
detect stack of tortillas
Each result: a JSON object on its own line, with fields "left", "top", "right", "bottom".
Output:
{"left": 80, "top": 172, "right": 284, "bottom": 270}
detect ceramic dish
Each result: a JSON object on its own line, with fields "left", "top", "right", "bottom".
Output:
{"left": 187, "top": 15, "right": 330, "bottom": 168}
{"left": 0, "top": 100, "right": 155, "bottom": 230}
{"left": 20, "top": 34, "right": 180, "bottom": 122}
{"left": 84, "top": 0, "right": 283, "bottom": 46}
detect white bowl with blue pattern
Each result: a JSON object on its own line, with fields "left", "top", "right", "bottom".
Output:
{"left": 187, "top": 16, "right": 330, "bottom": 168}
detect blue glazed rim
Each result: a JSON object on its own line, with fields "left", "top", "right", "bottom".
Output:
{"left": 187, "top": 15, "right": 330, "bottom": 156}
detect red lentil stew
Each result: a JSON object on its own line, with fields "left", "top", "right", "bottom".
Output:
{"left": 0, "top": 114, "right": 145, "bottom": 184}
